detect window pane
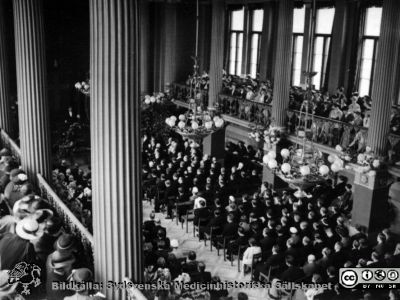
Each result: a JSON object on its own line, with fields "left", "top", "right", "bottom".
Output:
{"left": 236, "top": 33, "right": 243, "bottom": 75}
{"left": 293, "top": 6, "right": 305, "bottom": 33}
{"left": 252, "top": 9, "right": 263, "bottom": 32}
{"left": 364, "top": 7, "right": 382, "bottom": 36}
{"left": 292, "top": 36, "right": 303, "bottom": 86}
{"left": 359, "top": 79, "right": 370, "bottom": 97}
{"left": 231, "top": 9, "right": 244, "bottom": 31}
{"left": 229, "top": 33, "right": 237, "bottom": 75}
{"left": 315, "top": 8, "right": 335, "bottom": 34}
{"left": 312, "top": 37, "right": 324, "bottom": 90}
{"left": 321, "top": 37, "right": 331, "bottom": 86}
{"left": 250, "top": 35, "right": 259, "bottom": 65}
{"left": 362, "top": 39, "right": 375, "bottom": 59}
{"left": 359, "top": 39, "right": 376, "bottom": 96}
{"left": 360, "top": 59, "right": 372, "bottom": 79}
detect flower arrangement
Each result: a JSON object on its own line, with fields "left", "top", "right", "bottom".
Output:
{"left": 262, "top": 147, "right": 330, "bottom": 182}
{"left": 327, "top": 145, "right": 352, "bottom": 173}
{"left": 74, "top": 81, "right": 90, "bottom": 95}
{"left": 248, "top": 125, "right": 283, "bottom": 148}
{"left": 354, "top": 146, "right": 382, "bottom": 175}
{"left": 329, "top": 144, "right": 382, "bottom": 176}
{"left": 142, "top": 92, "right": 168, "bottom": 106}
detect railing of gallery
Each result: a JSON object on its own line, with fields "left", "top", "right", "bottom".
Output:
{"left": 285, "top": 109, "right": 369, "bottom": 150}
{"left": 0, "top": 128, "right": 94, "bottom": 263}
{"left": 0, "top": 129, "right": 21, "bottom": 164}
{"left": 169, "top": 82, "right": 208, "bottom": 108}
{"left": 218, "top": 94, "right": 272, "bottom": 126}
{"left": 37, "top": 173, "right": 94, "bottom": 265}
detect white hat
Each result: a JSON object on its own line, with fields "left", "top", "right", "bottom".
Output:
{"left": 17, "top": 173, "right": 28, "bottom": 182}
{"left": 289, "top": 227, "right": 298, "bottom": 234}
{"left": 170, "top": 239, "right": 179, "bottom": 248}
{"left": 15, "top": 217, "right": 43, "bottom": 240}
{"left": 192, "top": 187, "right": 198, "bottom": 194}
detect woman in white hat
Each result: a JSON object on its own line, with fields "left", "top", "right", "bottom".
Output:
{"left": 0, "top": 217, "right": 42, "bottom": 269}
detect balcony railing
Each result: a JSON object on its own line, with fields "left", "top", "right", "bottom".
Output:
{"left": 286, "top": 109, "right": 369, "bottom": 150}
{"left": 0, "top": 129, "right": 21, "bottom": 164}
{"left": 170, "top": 82, "right": 208, "bottom": 108}
{"left": 218, "top": 94, "right": 272, "bottom": 126}
{"left": 37, "top": 173, "right": 94, "bottom": 265}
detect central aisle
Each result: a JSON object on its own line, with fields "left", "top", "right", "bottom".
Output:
{"left": 143, "top": 201, "right": 270, "bottom": 300}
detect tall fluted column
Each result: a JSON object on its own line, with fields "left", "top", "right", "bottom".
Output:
{"left": 259, "top": 1, "right": 277, "bottom": 81}
{"left": 140, "top": 0, "right": 150, "bottom": 95}
{"left": 271, "top": 0, "right": 293, "bottom": 128}
{"left": 367, "top": 0, "right": 400, "bottom": 156}
{"left": 163, "top": 2, "right": 177, "bottom": 88}
{"left": 208, "top": 0, "right": 225, "bottom": 109}
{"left": 13, "top": 0, "right": 51, "bottom": 181}
{"left": 90, "top": 0, "right": 143, "bottom": 298}
{"left": 0, "top": 2, "right": 12, "bottom": 136}
{"left": 328, "top": 0, "right": 348, "bottom": 93}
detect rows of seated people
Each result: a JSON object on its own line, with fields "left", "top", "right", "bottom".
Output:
{"left": 142, "top": 135, "right": 262, "bottom": 220}
{"left": 0, "top": 148, "right": 99, "bottom": 299}
{"left": 143, "top": 211, "right": 240, "bottom": 300}
{"left": 142, "top": 135, "right": 400, "bottom": 300}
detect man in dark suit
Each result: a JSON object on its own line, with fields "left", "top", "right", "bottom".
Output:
{"left": 182, "top": 251, "right": 198, "bottom": 275}
{"left": 302, "top": 254, "right": 318, "bottom": 277}
{"left": 280, "top": 255, "right": 305, "bottom": 282}
{"left": 332, "top": 175, "right": 348, "bottom": 198}
{"left": 176, "top": 187, "right": 191, "bottom": 222}
{"left": 254, "top": 244, "right": 284, "bottom": 280}
{"left": 260, "top": 228, "right": 276, "bottom": 259}
{"left": 227, "top": 227, "right": 248, "bottom": 260}
{"left": 194, "top": 200, "right": 211, "bottom": 239}
{"left": 164, "top": 180, "right": 178, "bottom": 219}
{"left": 203, "top": 209, "right": 224, "bottom": 236}
{"left": 221, "top": 213, "right": 238, "bottom": 237}
{"left": 143, "top": 212, "right": 156, "bottom": 242}
{"left": 190, "top": 262, "right": 212, "bottom": 283}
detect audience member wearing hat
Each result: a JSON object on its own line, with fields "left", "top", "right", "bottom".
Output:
{"left": 64, "top": 268, "right": 103, "bottom": 300}
{"left": 4, "top": 173, "right": 31, "bottom": 209}
{"left": 34, "top": 216, "right": 64, "bottom": 262}
{"left": 0, "top": 217, "right": 42, "bottom": 269}
{"left": 46, "top": 250, "right": 76, "bottom": 300}
{"left": 12, "top": 194, "right": 42, "bottom": 219}
{"left": 0, "top": 161, "right": 19, "bottom": 195}
{"left": 55, "top": 234, "right": 78, "bottom": 254}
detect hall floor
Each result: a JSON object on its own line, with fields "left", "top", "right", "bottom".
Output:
{"left": 143, "top": 201, "right": 272, "bottom": 300}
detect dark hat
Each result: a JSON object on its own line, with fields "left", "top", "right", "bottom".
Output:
{"left": 55, "top": 234, "right": 77, "bottom": 252}
{"left": 68, "top": 268, "right": 93, "bottom": 291}
{"left": 50, "top": 250, "right": 76, "bottom": 269}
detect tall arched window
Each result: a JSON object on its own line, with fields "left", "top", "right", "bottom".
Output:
{"left": 228, "top": 8, "right": 245, "bottom": 76}
{"left": 312, "top": 7, "right": 335, "bottom": 90}
{"left": 358, "top": 7, "right": 382, "bottom": 97}
{"left": 227, "top": 7, "right": 264, "bottom": 78}
{"left": 291, "top": 5, "right": 305, "bottom": 86}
